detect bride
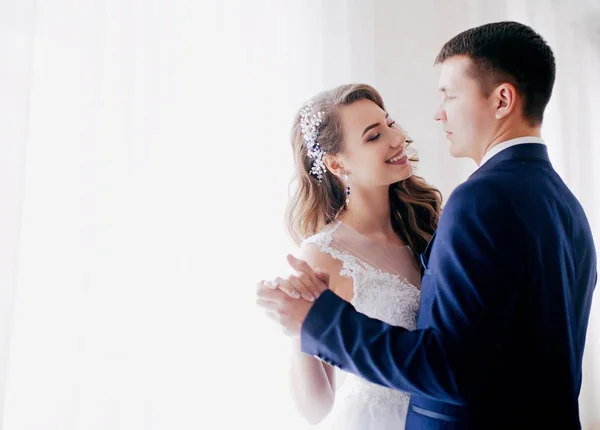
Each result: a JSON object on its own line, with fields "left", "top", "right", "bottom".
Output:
{"left": 264, "top": 83, "right": 442, "bottom": 429}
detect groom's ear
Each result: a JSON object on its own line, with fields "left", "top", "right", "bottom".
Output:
{"left": 493, "top": 83, "right": 518, "bottom": 120}
{"left": 323, "top": 154, "right": 345, "bottom": 178}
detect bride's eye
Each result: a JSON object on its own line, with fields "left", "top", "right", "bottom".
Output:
{"left": 367, "top": 133, "right": 382, "bottom": 142}
{"left": 387, "top": 120, "right": 396, "bottom": 127}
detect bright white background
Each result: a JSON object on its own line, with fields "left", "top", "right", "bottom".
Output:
{"left": 0, "top": 0, "right": 598, "bottom": 429}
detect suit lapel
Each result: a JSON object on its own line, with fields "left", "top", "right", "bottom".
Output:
{"left": 420, "top": 231, "right": 437, "bottom": 275}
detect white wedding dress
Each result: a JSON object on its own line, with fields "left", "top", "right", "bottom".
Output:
{"left": 302, "top": 221, "right": 421, "bottom": 430}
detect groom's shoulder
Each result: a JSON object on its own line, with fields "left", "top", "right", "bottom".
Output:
{"left": 447, "top": 175, "right": 503, "bottom": 209}
{"left": 443, "top": 175, "right": 516, "bottom": 223}
{"left": 440, "top": 178, "right": 523, "bottom": 237}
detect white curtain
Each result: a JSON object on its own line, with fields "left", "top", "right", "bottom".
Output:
{"left": 0, "top": 1, "right": 598, "bottom": 429}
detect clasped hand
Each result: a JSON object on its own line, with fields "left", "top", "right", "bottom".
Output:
{"left": 255, "top": 254, "right": 329, "bottom": 336}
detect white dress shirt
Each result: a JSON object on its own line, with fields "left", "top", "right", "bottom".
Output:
{"left": 479, "top": 136, "right": 545, "bottom": 167}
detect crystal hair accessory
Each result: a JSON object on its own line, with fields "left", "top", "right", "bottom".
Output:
{"left": 300, "top": 100, "right": 326, "bottom": 182}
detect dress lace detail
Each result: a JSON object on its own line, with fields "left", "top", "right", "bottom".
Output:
{"left": 302, "top": 221, "right": 421, "bottom": 429}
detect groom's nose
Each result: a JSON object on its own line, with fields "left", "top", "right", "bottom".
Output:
{"left": 433, "top": 104, "right": 446, "bottom": 122}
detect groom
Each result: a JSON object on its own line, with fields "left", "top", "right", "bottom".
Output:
{"left": 256, "top": 21, "right": 597, "bottom": 429}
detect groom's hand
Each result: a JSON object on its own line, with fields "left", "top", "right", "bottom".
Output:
{"left": 255, "top": 255, "right": 330, "bottom": 337}
{"left": 281, "top": 254, "right": 330, "bottom": 301}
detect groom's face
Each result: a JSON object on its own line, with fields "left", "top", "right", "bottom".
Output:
{"left": 434, "top": 56, "right": 496, "bottom": 162}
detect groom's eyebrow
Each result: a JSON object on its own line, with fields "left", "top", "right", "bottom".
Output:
{"left": 362, "top": 113, "right": 389, "bottom": 137}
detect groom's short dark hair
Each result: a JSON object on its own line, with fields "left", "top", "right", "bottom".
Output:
{"left": 435, "top": 21, "right": 556, "bottom": 125}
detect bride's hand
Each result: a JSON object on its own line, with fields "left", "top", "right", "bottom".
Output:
{"left": 266, "top": 254, "right": 330, "bottom": 302}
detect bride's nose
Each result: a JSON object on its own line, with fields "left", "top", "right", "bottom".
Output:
{"left": 391, "top": 130, "right": 407, "bottom": 148}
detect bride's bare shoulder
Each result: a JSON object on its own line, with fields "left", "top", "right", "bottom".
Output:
{"left": 297, "top": 241, "right": 341, "bottom": 273}
{"left": 297, "top": 225, "right": 352, "bottom": 299}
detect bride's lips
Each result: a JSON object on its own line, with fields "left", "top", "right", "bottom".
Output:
{"left": 385, "top": 150, "right": 408, "bottom": 165}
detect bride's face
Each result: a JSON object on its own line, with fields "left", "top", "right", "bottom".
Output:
{"left": 334, "top": 99, "right": 413, "bottom": 188}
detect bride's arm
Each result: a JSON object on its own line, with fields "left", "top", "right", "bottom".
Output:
{"left": 288, "top": 243, "right": 341, "bottom": 425}
{"left": 289, "top": 337, "right": 335, "bottom": 424}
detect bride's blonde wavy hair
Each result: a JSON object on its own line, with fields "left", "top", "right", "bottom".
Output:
{"left": 286, "top": 84, "right": 442, "bottom": 260}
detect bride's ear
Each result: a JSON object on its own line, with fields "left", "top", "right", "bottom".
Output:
{"left": 323, "top": 154, "right": 345, "bottom": 179}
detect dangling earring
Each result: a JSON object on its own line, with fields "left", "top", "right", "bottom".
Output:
{"left": 342, "top": 171, "right": 350, "bottom": 206}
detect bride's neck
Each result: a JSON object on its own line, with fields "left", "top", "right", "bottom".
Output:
{"left": 338, "top": 186, "right": 394, "bottom": 237}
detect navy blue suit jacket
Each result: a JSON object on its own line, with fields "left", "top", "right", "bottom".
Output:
{"left": 301, "top": 144, "right": 597, "bottom": 429}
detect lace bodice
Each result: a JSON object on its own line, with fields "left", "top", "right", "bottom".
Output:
{"left": 301, "top": 221, "right": 421, "bottom": 429}
{"left": 302, "top": 221, "right": 421, "bottom": 327}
